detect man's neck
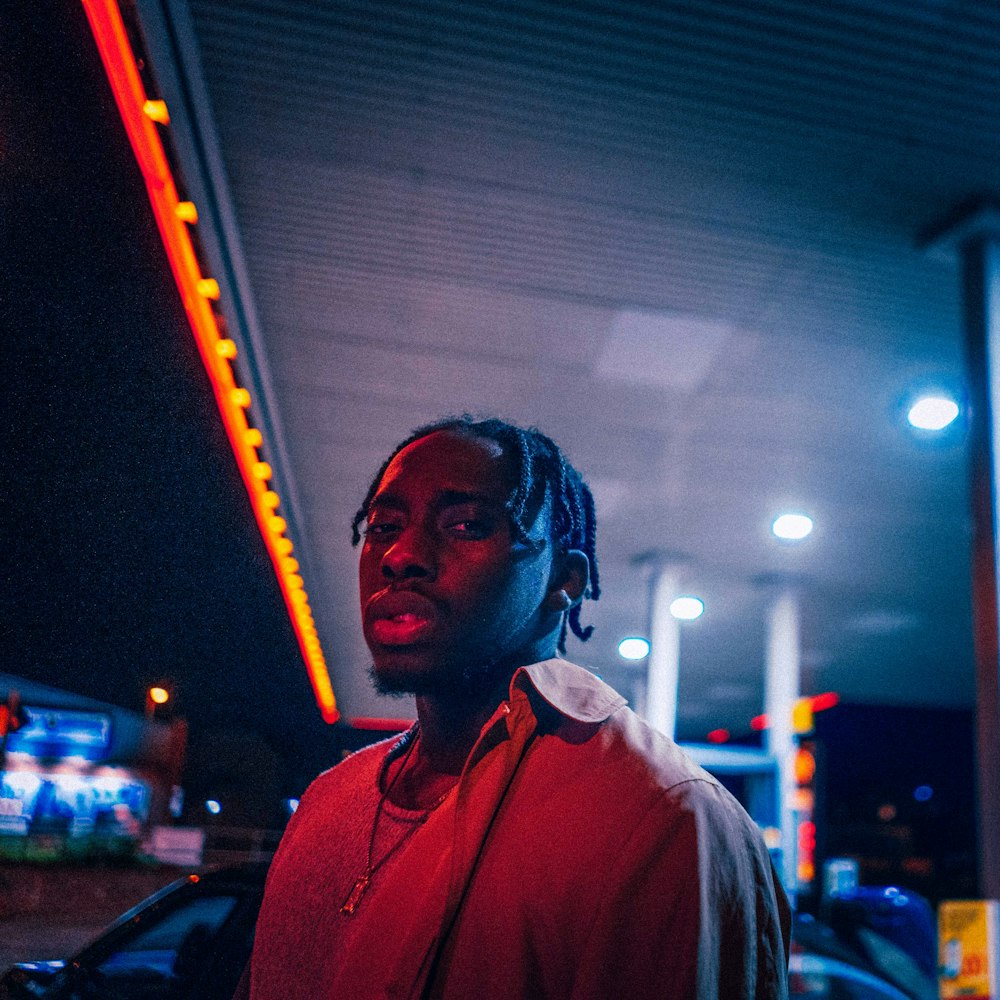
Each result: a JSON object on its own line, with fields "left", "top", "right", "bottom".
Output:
{"left": 414, "top": 676, "right": 511, "bottom": 775}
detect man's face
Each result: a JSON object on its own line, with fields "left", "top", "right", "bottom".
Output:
{"left": 358, "top": 430, "right": 557, "bottom": 697}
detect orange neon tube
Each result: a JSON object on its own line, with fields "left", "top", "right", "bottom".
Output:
{"left": 81, "top": 0, "right": 338, "bottom": 722}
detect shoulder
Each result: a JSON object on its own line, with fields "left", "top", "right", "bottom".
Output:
{"left": 290, "top": 734, "right": 398, "bottom": 821}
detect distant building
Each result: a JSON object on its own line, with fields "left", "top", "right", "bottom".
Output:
{"left": 0, "top": 674, "right": 185, "bottom": 861}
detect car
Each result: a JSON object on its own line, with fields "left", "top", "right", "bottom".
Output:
{"left": 1, "top": 863, "right": 932, "bottom": 1000}
{"left": 0, "top": 864, "right": 266, "bottom": 1000}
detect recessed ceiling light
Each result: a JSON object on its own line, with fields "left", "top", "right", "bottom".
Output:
{"left": 772, "top": 513, "right": 813, "bottom": 540}
{"left": 907, "top": 395, "right": 959, "bottom": 431}
{"left": 618, "top": 636, "right": 650, "bottom": 660}
{"left": 670, "top": 596, "right": 704, "bottom": 620}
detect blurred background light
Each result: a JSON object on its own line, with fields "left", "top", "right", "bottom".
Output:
{"left": 670, "top": 596, "right": 704, "bottom": 620}
{"left": 617, "top": 636, "right": 650, "bottom": 660}
{"left": 286, "top": 797, "right": 300, "bottom": 814}
{"left": 772, "top": 513, "right": 814, "bottom": 540}
{"left": 907, "top": 394, "right": 959, "bottom": 431}
{"left": 205, "top": 799, "right": 222, "bottom": 815}
{"left": 148, "top": 686, "right": 169, "bottom": 705}
{"left": 913, "top": 784, "right": 933, "bottom": 802}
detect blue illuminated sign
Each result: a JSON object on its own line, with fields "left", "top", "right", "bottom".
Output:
{"left": 6, "top": 707, "right": 112, "bottom": 760}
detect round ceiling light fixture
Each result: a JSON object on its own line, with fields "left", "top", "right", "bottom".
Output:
{"left": 907, "top": 394, "right": 959, "bottom": 431}
{"left": 772, "top": 513, "right": 814, "bottom": 541}
{"left": 670, "top": 596, "right": 705, "bottom": 620}
{"left": 618, "top": 636, "right": 650, "bottom": 660}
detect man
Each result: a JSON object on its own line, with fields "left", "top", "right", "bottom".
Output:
{"left": 248, "top": 416, "right": 790, "bottom": 999}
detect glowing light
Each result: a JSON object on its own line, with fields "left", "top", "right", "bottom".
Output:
{"left": 750, "top": 714, "right": 768, "bottom": 731}
{"left": 148, "top": 687, "right": 169, "bottom": 705}
{"left": 205, "top": 799, "right": 222, "bottom": 815}
{"left": 877, "top": 802, "right": 897, "bottom": 822}
{"left": 175, "top": 201, "right": 198, "bottom": 224}
{"left": 287, "top": 574, "right": 304, "bottom": 589}
{"left": 351, "top": 717, "right": 415, "bottom": 731}
{"left": 78, "top": 0, "right": 338, "bottom": 723}
{"left": 810, "top": 691, "right": 839, "bottom": 712}
{"left": 262, "top": 490, "right": 280, "bottom": 509}
{"left": 268, "top": 515, "right": 287, "bottom": 535}
{"left": 230, "top": 388, "right": 251, "bottom": 408}
{"left": 670, "top": 596, "right": 704, "bottom": 620}
{"left": 276, "top": 538, "right": 293, "bottom": 555}
{"left": 792, "top": 698, "right": 813, "bottom": 734}
{"left": 142, "top": 99, "right": 169, "bottom": 123}
{"left": 908, "top": 395, "right": 959, "bottom": 431}
{"left": 914, "top": 784, "right": 933, "bottom": 802}
{"left": 794, "top": 748, "right": 816, "bottom": 785}
{"left": 196, "top": 277, "right": 220, "bottom": 300}
{"left": 286, "top": 798, "right": 300, "bottom": 814}
{"left": 772, "top": 513, "right": 813, "bottom": 540}
{"left": 215, "top": 339, "right": 237, "bottom": 359}
{"left": 706, "top": 728, "right": 729, "bottom": 744}
{"left": 281, "top": 557, "right": 299, "bottom": 573}
{"left": 617, "top": 637, "right": 650, "bottom": 660}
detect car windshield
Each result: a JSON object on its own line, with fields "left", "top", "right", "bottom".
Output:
{"left": 79, "top": 893, "right": 239, "bottom": 999}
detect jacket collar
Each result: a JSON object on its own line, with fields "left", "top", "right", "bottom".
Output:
{"left": 510, "top": 657, "right": 627, "bottom": 724}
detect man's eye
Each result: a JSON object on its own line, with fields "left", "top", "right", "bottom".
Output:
{"left": 446, "top": 520, "right": 490, "bottom": 538}
{"left": 363, "top": 521, "right": 401, "bottom": 539}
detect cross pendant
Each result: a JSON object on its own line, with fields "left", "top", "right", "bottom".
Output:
{"left": 340, "top": 870, "right": 372, "bottom": 915}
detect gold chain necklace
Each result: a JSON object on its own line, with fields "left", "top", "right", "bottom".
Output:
{"left": 340, "top": 727, "right": 454, "bottom": 916}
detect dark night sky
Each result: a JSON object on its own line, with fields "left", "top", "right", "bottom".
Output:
{"left": 2, "top": 2, "right": 337, "bottom": 796}
{"left": 0, "top": 4, "right": 979, "bottom": 872}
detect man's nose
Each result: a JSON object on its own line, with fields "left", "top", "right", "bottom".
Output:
{"left": 381, "top": 528, "right": 435, "bottom": 580}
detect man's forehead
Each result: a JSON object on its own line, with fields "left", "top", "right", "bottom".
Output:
{"left": 375, "top": 430, "right": 511, "bottom": 498}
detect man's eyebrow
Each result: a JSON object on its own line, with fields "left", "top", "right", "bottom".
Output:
{"left": 366, "top": 489, "right": 502, "bottom": 514}
{"left": 366, "top": 493, "right": 407, "bottom": 514}
{"left": 435, "top": 489, "right": 501, "bottom": 509}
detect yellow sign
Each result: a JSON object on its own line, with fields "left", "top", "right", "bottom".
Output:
{"left": 939, "top": 900, "right": 1000, "bottom": 999}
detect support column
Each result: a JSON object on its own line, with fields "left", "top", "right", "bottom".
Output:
{"left": 647, "top": 565, "right": 681, "bottom": 740}
{"left": 962, "top": 236, "right": 1000, "bottom": 899}
{"left": 926, "top": 205, "right": 1000, "bottom": 897}
{"left": 765, "top": 587, "right": 801, "bottom": 897}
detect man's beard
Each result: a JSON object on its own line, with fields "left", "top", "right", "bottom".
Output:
{"left": 368, "top": 651, "right": 515, "bottom": 701}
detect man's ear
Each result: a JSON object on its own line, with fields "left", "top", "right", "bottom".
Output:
{"left": 544, "top": 549, "right": 590, "bottom": 613}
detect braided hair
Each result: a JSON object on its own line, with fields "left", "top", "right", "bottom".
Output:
{"left": 351, "top": 415, "right": 599, "bottom": 652}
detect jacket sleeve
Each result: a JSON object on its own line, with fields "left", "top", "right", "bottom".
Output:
{"left": 569, "top": 778, "right": 790, "bottom": 1000}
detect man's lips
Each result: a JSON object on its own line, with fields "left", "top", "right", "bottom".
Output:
{"left": 365, "top": 590, "right": 439, "bottom": 646}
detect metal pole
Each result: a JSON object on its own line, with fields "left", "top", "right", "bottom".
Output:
{"left": 647, "top": 565, "right": 681, "bottom": 739}
{"left": 765, "top": 588, "right": 801, "bottom": 897}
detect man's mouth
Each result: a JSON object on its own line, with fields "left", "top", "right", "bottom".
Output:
{"left": 365, "top": 591, "right": 439, "bottom": 645}
{"left": 370, "top": 612, "right": 433, "bottom": 645}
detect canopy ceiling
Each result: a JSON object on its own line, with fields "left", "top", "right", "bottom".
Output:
{"left": 130, "top": 0, "right": 992, "bottom": 736}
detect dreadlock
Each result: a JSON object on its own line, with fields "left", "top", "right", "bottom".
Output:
{"left": 350, "top": 415, "right": 600, "bottom": 653}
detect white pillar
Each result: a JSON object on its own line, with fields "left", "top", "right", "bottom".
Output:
{"left": 765, "top": 588, "right": 801, "bottom": 896}
{"left": 646, "top": 565, "right": 681, "bottom": 739}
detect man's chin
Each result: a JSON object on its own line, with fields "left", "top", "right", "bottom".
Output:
{"left": 367, "top": 654, "right": 515, "bottom": 700}
{"left": 368, "top": 663, "right": 427, "bottom": 698}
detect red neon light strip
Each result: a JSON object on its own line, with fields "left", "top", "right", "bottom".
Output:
{"left": 350, "top": 717, "right": 415, "bottom": 732}
{"left": 81, "top": 0, "right": 338, "bottom": 722}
